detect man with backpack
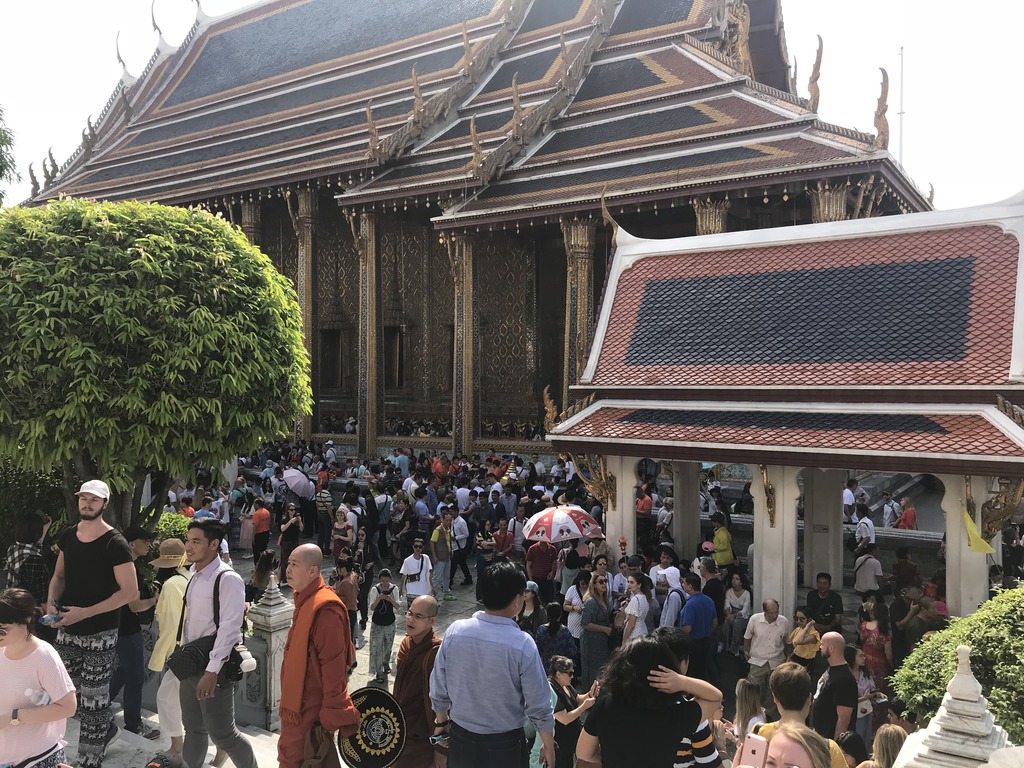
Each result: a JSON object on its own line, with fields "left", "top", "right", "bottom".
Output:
{"left": 367, "top": 569, "right": 402, "bottom": 685}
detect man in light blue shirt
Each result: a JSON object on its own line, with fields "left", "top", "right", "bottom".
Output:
{"left": 429, "top": 561, "right": 554, "bottom": 768}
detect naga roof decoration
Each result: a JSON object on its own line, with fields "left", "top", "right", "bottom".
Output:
{"left": 32, "top": 0, "right": 927, "bottom": 218}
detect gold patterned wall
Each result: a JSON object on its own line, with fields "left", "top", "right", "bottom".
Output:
{"left": 317, "top": 204, "right": 360, "bottom": 403}
{"left": 262, "top": 200, "right": 298, "bottom": 287}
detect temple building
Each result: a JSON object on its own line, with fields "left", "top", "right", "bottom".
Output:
{"left": 31, "top": 0, "right": 929, "bottom": 457}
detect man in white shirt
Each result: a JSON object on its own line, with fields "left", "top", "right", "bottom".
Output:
{"left": 842, "top": 479, "right": 858, "bottom": 523}
{"left": 455, "top": 479, "right": 471, "bottom": 512}
{"left": 649, "top": 547, "right": 682, "bottom": 607}
{"left": 450, "top": 509, "right": 473, "bottom": 588}
{"left": 324, "top": 440, "right": 337, "bottom": 466}
{"left": 744, "top": 599, "right": 792, "bottom": 720}
{"left": 881, "top": 492, "right": 902, "bottom": 528}
{"left": 531, "top": 454, "right": 545, "bottom": 478}
{"left": 855, "top": 505, "right": 876, "bottom": 553}
{"left": 399, "top": 538, "right": 434, "bottom": 599}
{"left": 508, "top": 506, "right": 528, "bottom": 560}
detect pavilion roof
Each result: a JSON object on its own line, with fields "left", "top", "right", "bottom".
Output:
{"left": 29, "top": 0, "right": 928, "bottom": 216}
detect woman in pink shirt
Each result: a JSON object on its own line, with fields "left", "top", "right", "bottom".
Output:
{"left": 0, "top": 588, "right": 77, "bottom": 768}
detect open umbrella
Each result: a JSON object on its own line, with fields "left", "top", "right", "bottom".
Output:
{"left": 282, "top": 467, "right": 315, "bottom": 500}
{"left": 523, "top": 504, "right": 604, "bottom": 543}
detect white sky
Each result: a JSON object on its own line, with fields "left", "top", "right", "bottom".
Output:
{"left": 1, "top": 0, "right": 1022, "bottom": 210}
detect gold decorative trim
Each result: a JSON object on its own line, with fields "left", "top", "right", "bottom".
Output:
{"left": 759, "top": 464, "right": 776, "bottom": 528}
{"left": 807, "top": 35, "right": 822, "bottom": 112}
{"left": 976, "top": 475, "right": 1024, "bottom": 541}
{"left": 542, "top": 385, "right": 595, "bottom": 434}
{"left": 873, "top": 68, "right": 889, "bottom": 150}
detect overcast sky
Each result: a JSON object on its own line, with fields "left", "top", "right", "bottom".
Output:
{"left": 2, "top": 0, "right": 1022, "bottom": 210}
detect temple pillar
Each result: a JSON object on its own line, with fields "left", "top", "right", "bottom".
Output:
{"left": 296, "top": 189, "right": 318, "bottom": 438}
{"left": 240, "top": 199, "right": 262, "bottom": 247}
{"left": 449, "top": 234, "right": 478, "bottom": 457}
{"left": 605, "top": 455, "right": 636, "bottom": 558}
{"left": 748, "top": 464, "right": 800, "bottom": 618}
{"left": 808, "top": 180, "right": 849, "bottom": 223}
{"left": 561, "top": 218, "right": 597, "bottom": 408}
{"left": 671, "top": 461, "right": 703, "bottom": 560}
{"left": 692, "top": 198, "right": 730, "bottom": 236}
{"left": 801, "top": 468, "right": 846, "bottom": 587}
{"left": 355, "top": 212, "right": 382, "bottom": 458}
{"left": 938, "top": 474, "right": 988, "bottom": 616}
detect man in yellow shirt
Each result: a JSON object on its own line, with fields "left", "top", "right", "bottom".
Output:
{"left": 430, "top": 510, "right": 455, "bottom": 601}
{"left": 711, "top": 513, "right": 734, "bottom": 569}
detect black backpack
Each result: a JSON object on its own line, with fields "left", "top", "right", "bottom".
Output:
{"left": 371, "top": 584, "right": 397, "bottom": 626}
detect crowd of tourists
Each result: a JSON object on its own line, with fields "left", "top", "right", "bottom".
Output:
{"left": 0, "top": 443, "right": 1008, "bottom": 768}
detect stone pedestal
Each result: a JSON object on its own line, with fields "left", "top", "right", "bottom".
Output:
{"left": 243, "top": 575, "right": 295, "bottom": 732}
{"left": 893, "top": 645, "right": 1013, "bottom": 768}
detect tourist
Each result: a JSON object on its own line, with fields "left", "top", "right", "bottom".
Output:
{"left": 885, "top": 698, "right": 918, "bottom": 735}
{"left": 734, "top": 678, "right": 765, "bottom": 742}
{"left": 517, "top": 581, "right": 546, "bottom": 636}
{"left": 475, "top": 519, "right": 496, "bottom": 602}
{"left": 579, "top": 571, "right": 613, "bottom": 690}
{"left": 858, "top": 598, "right": 892, "bottom": 689}
{"left": 526, "top": 537, "right": 558, "bottom": 604}
{"left": 755, "top": 662, "right": 848, "bottom": 768}
{"left": 890, "top": 587, "right": 922, "bottom": 666}
{"left": 576, "top": 636, "right": 704, "bottom": 768}
{"left": 450, "top": 506, "right": 473, "bottom": 589}
{"left": 179, "top": 518, "right": 256, "bottom": 768}
{"left": 881, "top": 492, "right": 902, "bottom": 528}
{"left": 843, "top": 479, "right": 859, "bottom": 523}
{"left": 895, "top": 498, "right": 917, "bottom": 530}
{"left": 811, "top": 633, "right": 858, "bottom": 742}
{"left": 315, "top": 480, "right": 334, "bottom": 555}
{"left": 648, "top": 624, "right": 725, "bottom": 730}
{"left": 905, "top": 596, "right": 944, "bottom": 651}
{"left": 622, "top": 573, "right": 651, "bottom": 646}
{"left": 109, "top": 526, "right": 161, "bottom": 740}
{"left": 680, "top": 573, "right": 717, "bottom": 680}
{"left": 278, "top": 502, "right": 304, "bottom": 582}
{"left": 723, "top": 571, "right": 752, "bottom": 654}
{"left": 534, "top": 603, "right": 578, "bottom": 673}
{"left": 531, "top": 655, "right": 595, "bottom": 768}
{"left": 743, "top": 597, "right": 791, "bottom": 719}
{"left": 854, "top": 505, "right": 876, "bottom": 555}
{"left": 279, "top": 544, "right": 360, "bottom": 768}
{"left": 789, "top": 606, "right": 821, "bottom": 669}
{"left": 45, "top": 480, "right": 138, "bottom": 767}
{"left": 836, "top": 731, "right": 870, "bottom": 768}
{"left": 648, "top": 545, "right": 682, "bottom": 607}
{"left": 891, "top": 547, "right": 921, "bottom": 592}
{"left": 429, "top": 561, "right": 555, "bottom": 768}
{"left": 808, "top": 572, "right": 845, "bottom": 637}
{"left": 245, "top": 550, "right": 278, "bottom": 604}
{"left": 854, "top": 544, "right": 886, "bottom": 599}
{"left": 353, "top": 526, "right": 379, "bottom": 631}
{"left": 430, "top": 511, "right": 455, "bottom": 602}
{"left": 846, "top": 646, "right": 880, "bottom": 747}
{"left": 562, "top": 569, "right": 589, "bottom": 651}
{"left": 0, "top": 588, "right": 77, "bottom": 768}
{"left": 711, "top": 512, "right": 734, "bottom": 570}
{"left": 332, "top": 558, "right": 360, "bottom": 646}
{"left": 857, "top": 724, "right": 907, "bottom": 768}
{"left": 394, "top": 595, "right": 443, "bottom": 768}
{"left": 4, "top": 511, "right": 53, "bottom": 610}
{"left": 148, "top": 538, "right": 192, "bottom": 762}
{"left": 399, "top": 538, "right": 434, "bottom": 601}
{"left": 759, "top": 722, "right": 834, "bottom": 768}
{"left": 250, "top": 498, "right": 272, "bottom": 563}
{"left": 332, "top": 504, "right": 354, "bottom": 560}
{"left": 700, "top": 557, "right": 726, "bottom": 629}
{"left": 635, "top": 487, "right": 653, "bottom": 548}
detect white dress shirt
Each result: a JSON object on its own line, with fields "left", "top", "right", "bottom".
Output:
{"left": 183, "top": 557, "right": 246, "bottom": 675}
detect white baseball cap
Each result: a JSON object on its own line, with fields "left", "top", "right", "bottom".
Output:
{"left": 76, "top": 479, "right": 110, "bottom": 500}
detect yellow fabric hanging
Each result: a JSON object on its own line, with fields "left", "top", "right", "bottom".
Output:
{"left": 963, "top": 506, "right": 994, "bottom": 554}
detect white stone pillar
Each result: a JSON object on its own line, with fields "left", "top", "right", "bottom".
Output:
{"left": 605, "top": 455, "right": 637, "bottom": 559}
{"left": 749, "top": 464, "right": 801, "bottom": 619}
{"left": 937, "top": 474, "right": 988, "bottom": 616}
{"left": 244, "top": 575, "right": 295, "bottom": 731}
{"left": 671, "top": 461, "right": 702, "bottom": 560}
{"left": 801, "top": 468, "right": 846, "bottom": 587}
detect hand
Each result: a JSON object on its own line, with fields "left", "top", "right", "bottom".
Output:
{"left": 647, "top": 664, "right": 685, "bottom": 694}
{"left": 52, "top": 605, "right": 90, "bottom": 627}
{"left": 196, "top": 671, "right": 218, "bottom": 700}
{"left": 722, "top": 718, "right": 735, "bottom": 735}
{"left": 434, "top": 753, "right": 448, "bottom": 768}
{"left": 581, "top": 695, "right": 596, "bottom": 711}
{"left": 540, "top": 741, "right": 556, "bottom": 768}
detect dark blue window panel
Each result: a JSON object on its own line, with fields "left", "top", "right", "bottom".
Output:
{"left": 625, "top": 257, "right": 974, "bottom": 365}
{"left": 610, "top": 0, "right": 697, "bottom": 36}
{"left": 166, "top": 0, "right": 495, "bottom": 107}
{"left": 574, "top": 58, "right": 664, "bottom": 103}
{"left": 617, "top": 409, "right": 949, "bottom": 434}
{"left": 532, "top": 105, "right": 714, "bottom": 158}
{"left": 518, "top": 0, "right": 584, "bottom": 34}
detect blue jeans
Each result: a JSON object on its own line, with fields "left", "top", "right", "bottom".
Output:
{"left": 109, "top": 631, "right": 145, "bottom": 731}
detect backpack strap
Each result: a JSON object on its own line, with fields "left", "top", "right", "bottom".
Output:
{"left": 174, "top": 569, "right": 225, "bottom": 646}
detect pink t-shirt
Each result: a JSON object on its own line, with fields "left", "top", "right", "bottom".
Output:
{"left": 0, "top": 640, "right": 76, "bottom": 765}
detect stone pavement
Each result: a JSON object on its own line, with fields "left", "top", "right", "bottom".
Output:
{"left": 62, "top": 551, "right": 482, "bottom": 768}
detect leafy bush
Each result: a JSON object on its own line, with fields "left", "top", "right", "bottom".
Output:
{"left": 891, "top": 586, "right": 1024, "bottom": 743}
{"left": 0, "top": 456, "right": 67, "bottom": 556}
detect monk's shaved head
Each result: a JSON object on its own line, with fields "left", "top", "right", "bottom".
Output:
{"left": 287, "top": 543, "right": 324, "bottom": 593}
{"left": 295, "top": 543, "right": 324, "bottom": 568}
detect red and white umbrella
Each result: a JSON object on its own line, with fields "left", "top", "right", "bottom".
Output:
{"left": 523, "top": 505, "right": 605, "bottom": 543}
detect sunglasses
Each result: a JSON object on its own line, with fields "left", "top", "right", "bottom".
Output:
{"left": 406, "top": 610, "right": 433, "bottom": 620}
{"left": 414, "top": 544, "right": 423, "bottom": 549}
{"left": 595, "top": 579, "right": 607, "bottom": 584}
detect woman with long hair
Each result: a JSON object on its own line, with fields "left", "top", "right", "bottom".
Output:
{"left": 246, "top": 549, "right": 279, "bottom": 604}
{"left": 622, "top": 574, "right": 651, "bottom": 646}
{"left": 475, "top": 519, "right": 496, "bottom": 602}
{"left": 517, "top": 581, "right": 545, "bottom": 636}
{"left": 580, "top": 571, "right": 613, "bottom": 690}
{"left": 563, "top": 569, "right": 590, "bottom": 652}
{"left": 723, "top": 570, "right": 752, "bottom": 655}
{"left": 354, "top": 526, "right": 379, "bottom": 631}
{"left": 534, "top": 603, "right": 579, "bottom": 673}
{"left": 845, "top": 646, "right": 879, "bottom": 747}
{"left": 860, "top": 724, "right": 907, "bottom": 768}
{"left": 576, "top": 637, "right": 706, "bottom": 768}
{"left": 858, "top": 599, "right": 893, "bottom": 693}
{"left": 734, "top": 678, "right": 765, "bottom": 741}
{"left": 0, "top": 588, "right": 77, "bottom": 768}
{"left": 760, "top": 722, "right": 833, "bottom": 768}
{"left": 790, "top": 606, "right": 821, "bottom": 669}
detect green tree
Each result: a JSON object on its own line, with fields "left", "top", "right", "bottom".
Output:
{"left": 0, "top": 198, "right": 311, "bottom": 527}
{"left": 0, "top": 105, "right": 19, "bottom": 207}
{"left": 891, "top": 587, "right": 1024, "bottom": 743}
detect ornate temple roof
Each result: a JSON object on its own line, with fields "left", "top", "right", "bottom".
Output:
{"left": 30, "top": 0, "right": 928, "bottom": 218}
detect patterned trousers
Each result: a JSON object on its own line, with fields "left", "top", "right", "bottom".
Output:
{"left": 368, "top": 621, "right": 396, "bottom": 679}
{"left": 57, "top": 628, "right": 119, "bottom": 768}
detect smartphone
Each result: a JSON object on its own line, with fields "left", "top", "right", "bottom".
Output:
{"left": 737, "top": 733, "right": 768, "bottom": 768}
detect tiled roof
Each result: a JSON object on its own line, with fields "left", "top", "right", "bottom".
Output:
{"left": 549, "top": 402, "right": 1024, "bottom": 474}
{"left": 590, "top": 225, "right": 1019, "bottom": 389}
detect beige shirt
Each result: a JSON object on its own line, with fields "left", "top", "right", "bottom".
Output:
{"left": 744, "top": 612, "right": 792, "bottom": 668}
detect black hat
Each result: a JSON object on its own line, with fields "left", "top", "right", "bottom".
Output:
{"left": 123, "top": 525, "right": 156, "bottom": 543}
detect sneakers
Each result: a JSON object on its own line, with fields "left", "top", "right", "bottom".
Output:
{"left": 461, "top": 579, "right": 473, "bottom": 586}
{"left": 443, "top": 594, "right": 456, "bottom": 602}
{"left": 128, "top": 722, "right": 162, "bottom": 741}
{"left": 104, "top": 722, "right": 121, "bottom": 749}
{"left": 354, "top": 635, "right": 365, "bottom": 650}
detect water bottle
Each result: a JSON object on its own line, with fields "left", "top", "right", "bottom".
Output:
{"left": 38, "top": 614, "right": 60, "bottom": 626}
{"left": 235, "top": 644, "right": 257, "bottom": 673}
{"left": 26, "top": 688, "right": 51, "bottom": 706}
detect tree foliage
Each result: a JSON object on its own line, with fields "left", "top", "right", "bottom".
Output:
{"left": 0, "top": 198, "right": 311, "bottom": 527}
{"left": 0, "top": 456, "right": 67, "bottom": 557}
{"left": 0, "top": 105, "right": 18, "bottom": 208}
{"left": 891, "top": 587, "right": 1024, "bottom": 744}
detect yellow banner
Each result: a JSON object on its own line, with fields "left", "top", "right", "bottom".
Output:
{"left": 963, "top": 506, "right": 994, "bottom": 554}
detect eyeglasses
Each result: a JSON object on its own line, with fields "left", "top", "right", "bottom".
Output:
{"left": 795, "top": 616, "right": 807, "bottom": 622}
{"left": 557, "top": 667, "right": 574, "bottom": 674}
{"left": 406, "top": 610, "right": 434, "bottom": 620}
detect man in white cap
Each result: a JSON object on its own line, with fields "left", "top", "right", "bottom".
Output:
{"left": 324, "top": 439, "right": 337, "bottom": 466}
{"left": 45, "top": 479, "right": 140, "bottom": 767}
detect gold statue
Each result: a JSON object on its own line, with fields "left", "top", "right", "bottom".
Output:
{"left": 807, "top": 35, "right": 823, "bottom": 113}
{"left": 366, "top": 104, "right": 380, "bottom": 158}
{"left": 980, "top": 477, "right": 1024, "bottom": 541}
{"left": 873, "top": 67, "right": 889, "bottom": 150}
{"left": 411, "top": 67, "right": 424, "bottom": 121}
{"left": 759, "top": 464, "right": 776, "bottom": 528}
{"left": 469, "top": 115, "right": 485, "bottom": 177}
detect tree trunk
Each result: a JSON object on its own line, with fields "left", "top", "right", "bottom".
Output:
{"left": 61, "top": 460, "right": 80, "bottom": 524}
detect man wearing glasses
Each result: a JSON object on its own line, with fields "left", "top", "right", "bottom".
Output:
{"left": 393, "top": 595, "right": 443, "bottom": 768}
{"left": 400, "top": 539, "right": 434, "bottom": 600}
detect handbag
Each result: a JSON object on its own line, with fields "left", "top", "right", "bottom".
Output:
{"left": 302, "top": 723, "right": 343, "bottom": 768}
{"left": 167, "top": 571, "right": 246, "bottom": 682}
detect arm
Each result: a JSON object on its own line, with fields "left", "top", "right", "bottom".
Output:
{"left": 128, "top": 594, "right": 158, "bottom": 613}
{"left": 399, "top": 573, "right": 408, "bottom": 598}
{"left": 647, "top": 665, "right": 724, "bottom": 724}
{"left": 45, "top": 550, "right": 66, "bottom": 615}
{"left": 554, "top": 695, "right": 595, "bottom": 725}
{"left": 622, "top": 614, "right": 637, "bottom": 643}
{"left": 884, "top": 638, "right": 893, "bottom": 666}
{"left": 520, "top": 650, "right": 556, "bottom": 768}
{"left": 835, "top": 706, "right": 854, "bottom": 740}
{"left": 55, "top": 561, "right": 139, "bottom": 628}
{"left": 314, "top": 607, "right": 361, "bottom": 734}
{"left": 896, "top": 603, "right": 920, "bottom": 630}
{"left": 1, "top": 690, "right": 76, "bottom": 729}
{"left": 369, "top": 586, "right": 383, "bottom": 611}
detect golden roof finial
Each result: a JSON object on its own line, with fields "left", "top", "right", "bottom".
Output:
{"left": 511, "top": 72, "right": 523, "bottom": 129}
{"left": 559, "top": 31, "right": 570, "bottom": 83}
{"left": 807, "top": 35, "right": 823, "bottom": 112}
{"left": 462, "top": 23, "right": 472, "bottom": 72}
{"left": 411, "top": 66, "right": 424, "bottom": 120}
{"left": 366, "top": 103, "right": 380, "bottom": 158}
{"left": 874, "top": 67, "right": 890, "bottom": 150}
{"left": 469, "top": 115, "right": 484, "bottom": 177}
{"left": 928, "top": 183, "right": 935, "bottom": 206}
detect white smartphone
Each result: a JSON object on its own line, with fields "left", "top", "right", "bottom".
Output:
{"left": 736, "top": 733, "right": 769, "bottom": 768}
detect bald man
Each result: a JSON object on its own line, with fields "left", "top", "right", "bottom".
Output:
{"left": 278, "top": 543, "right": 361, "bottom": 768}
{"left": 393, "top": 595, "right": 443, "bottom": 768}
{"left": 811, "top": 631, "right": 857, "bottom": 741}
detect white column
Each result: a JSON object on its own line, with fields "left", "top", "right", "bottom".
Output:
{"left": 750, "top": 464, "right": 801, "bottom": 619}
{"left": 801, "top": 468, "right": 846, "bottom": 587}
{"left": 937, "top": 474, "right": 988, "bottom": 616}
{"left": 604, "top": 455, "right": 637, "bottom": 559}
{"left": 671, "top": 461, "right": 702, "bottom": 560}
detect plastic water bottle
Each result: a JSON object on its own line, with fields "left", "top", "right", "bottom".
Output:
{"left": 38, "top": 613, "right": 60, "bottom": 626}
{"left": 26, "top": 688, "right": 51, "bottom": 706}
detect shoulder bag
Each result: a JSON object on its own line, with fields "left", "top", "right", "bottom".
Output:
{"left": 167, "top": 571, "right": 247, "bottom": 682}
